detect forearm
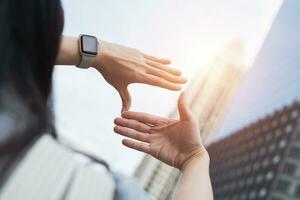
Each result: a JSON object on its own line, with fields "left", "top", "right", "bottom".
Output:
{"left": 174, "top": 153, "right": 213, "bottom": 200}
{"left": 55, "top": 35, "right": 81, "bottom": 66}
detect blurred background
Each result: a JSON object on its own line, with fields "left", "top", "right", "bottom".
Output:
{"left": 53, "top": 0, "right": 300, "bottom": 199}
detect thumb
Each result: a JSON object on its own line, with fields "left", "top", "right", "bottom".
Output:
{"left": 118, "top": 86, "right": 132, "bottom": 113}
{"left": 178, "top": 91, "right": 192, "bottom": 121}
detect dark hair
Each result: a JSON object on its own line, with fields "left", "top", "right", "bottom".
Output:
{"left": 0, "top": 0, "right": 64, "bottom": 177}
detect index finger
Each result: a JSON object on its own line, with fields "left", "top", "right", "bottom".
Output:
{"left": 145, "top": 59, "right": 182, "bottom": 76}
{"left": 121, "top": 111, "right": 169, "bottom": 126}
{"left": 142, "top": 53, "right": 171, "bottom": 65}
{"left": 143, "top": 74, "right": 182, "bottom": 91}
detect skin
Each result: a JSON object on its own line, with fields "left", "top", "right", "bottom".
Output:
{"left": 56, "top": 36, "right": 187, "bottom": 112}
{"left": 56, "top": 36, "right": 213, "bottom": 199}
{"left": 114, "top": 92, "right": 213, "bottom": 200}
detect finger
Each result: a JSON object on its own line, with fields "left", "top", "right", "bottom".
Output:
{"left": 145, "top": 59, "right": 182, "bottom": 76}
{"left": 118, "top": 87, "right": 131, "bottom": 113}
{"left": 178, "top": 91, "right": 193, "bottom": 121}
{"left": 143, "top": 74, "right": 182, "bottom": 91}
{"left": 142, "top": 53, "right": 171, "bottom": 65}
{"left": 122, "top": 139, "right": 151, "bottom": 154}
{"left": 121, "top": 111, "right": 168, "bottom": 126}
{"left": 146, "top": 65, "right": 187, "bottom": 84}
{"left": 114, "top": 126, "right": 150, "bottom": 143}
{"left": 114, "top": 117, "right": 151, "bottom": 133}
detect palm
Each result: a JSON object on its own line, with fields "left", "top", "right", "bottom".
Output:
{"left": 149, "top": 120, "right": 201, "bottom": 168}
{"left": 114, "top": 92, "right": 204, "bottom": 169}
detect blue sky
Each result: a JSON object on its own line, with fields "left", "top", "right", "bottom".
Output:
{"left": 54, "top": 0, "right": 282, "bottom": 175}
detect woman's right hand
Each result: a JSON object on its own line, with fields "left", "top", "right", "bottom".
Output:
{"left": 94, "top": 41, "right": 187, "bottom": 113}
{"left": 113, "top": 92, "right": 208, "bottom": 170}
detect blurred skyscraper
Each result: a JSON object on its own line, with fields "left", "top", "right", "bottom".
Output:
{"left": 217, "top": 0, "right": 300, "bottom": 140}
{"left": 209, "top": 102, "right": 300, "bottom": 200}
{"left": 186, "top": 40, "right": 246, "bottom": 144}
{"left": 136, "top": 0, "right": 300, "bottom": 198}
{"left": 209, "top": 1, "right": 300, "bottom": 198}
{"left": 135, "top": 41, "right": 246, "bottom": 199}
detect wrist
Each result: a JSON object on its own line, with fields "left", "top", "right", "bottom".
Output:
{"left": 92, "top": 40, "right": 106, "bottom": 71}
{"left": 180, "top": 147, "right": 210, "bottom": 172}
{"left": 76, "top": 34, "right": 99, "bottom": 69}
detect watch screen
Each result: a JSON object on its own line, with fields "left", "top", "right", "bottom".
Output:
{"left": 81, "top": 35, "right": 98, "bottom": 55}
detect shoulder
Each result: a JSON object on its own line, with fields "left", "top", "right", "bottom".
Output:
{"left": 0, "top": 135, "right": 115, "bottom": 200}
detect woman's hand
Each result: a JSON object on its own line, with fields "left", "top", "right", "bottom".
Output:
{"left": 93, "top": 41, "right": 187, "bottom": 112}
{"left": 56, "top": 36, "right": 187, "bottom": 113}
{"left": 113, "top": 92, "right": 207, "bottom": 170}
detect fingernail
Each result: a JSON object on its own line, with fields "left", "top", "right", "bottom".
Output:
{"left": 177, "top": 69, "right": 182, "bottom": 73}
{"left": 114, "top": 118, "right": 119, "bottom": 124}
{"left": 121, "top": 112, "right": 128, "bottom": 117}
{"left": 113, "top": 126, "right": 118, "bottom": 132}
{"left": 176, "top": 86, "right": 182, "bottom": 90}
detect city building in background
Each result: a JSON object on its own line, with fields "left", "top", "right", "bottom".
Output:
{"left": 135, "top": 41, "right": 247, "bottom": 200}
{"left": 136, "top": 0, "right": 300, "bottom": 199}
{"left": 209, "top": 102, "right": 300, "bottom": 200}
{"left": 186, "top": 40, "right": 246, "bottom": 144}
{"left": 217, "top": 0, "right": 300, "bottom": 140}
{"left": 209, "top": 1, "right": 300, "bottom": 199}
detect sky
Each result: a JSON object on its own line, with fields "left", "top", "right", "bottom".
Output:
{"left": 53, "top": 0, "right": 282, "bottom": 175}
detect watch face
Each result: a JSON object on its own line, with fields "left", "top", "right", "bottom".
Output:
{"left": 81, "top": 35, "right": 98, "bottom": 55}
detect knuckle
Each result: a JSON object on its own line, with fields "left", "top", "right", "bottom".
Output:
{"left": 137, "top": 63, "right": 146, "bottom": 68}
{"left": 134, "top": 131, "right": 139, "bottom": 139}
{"left": 159, "top": 70, "right": 168, "bottom": 77}
{"left": 137, "top": 124, "right": 143, "bottom": 131}
{"left": 132, "top": 71, "right": 142, "bottom": 80}
{"left": 125, "top": 119, "right": 130, "bottom": 127}
{"left": 152, "top": 78, "right": 160, "bottom": 85}
{"left": 139, "top": 73, "right": 149, "bottom": 81}
{"left": 149, "top": 128, "right": 157, "bottom": 134}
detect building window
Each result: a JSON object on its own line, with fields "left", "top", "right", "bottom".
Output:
{"left": 249, "top": 190, "right": 257, "bottom": 199}
{"left": 275, "top": 129, "right": 282, "bottom": 138}
{"left": 295, "top": 184, "right": 300, "bottom": 198}
{"left": 282, "top": 162, "right": 297, "bottom": 176}
{"left": 256, "top": 174, "right": 263, "bottom": 183}
{"left": 263, "top": 124, "right": 269, "bottom": 132}
{"left": 271, "top": 119, "right": 279, "bottom": 128}
{"left": 270, "top": 197, "right": 283, "bottom": 200}
{"left": 266, "top": 171, "right": 274, "bottom": 181}
{"left": 289, "top": 146, "right": 300, "bottom": 159}
{"left": 268, "top": 143, "right": 276, "bottom": 153}
{"left": 281, "top": 115, "right": 288, "bottom": 123}
{"left": 263, "top": 159, "right": 270, "bottom": 168}
{"left": 278, "top": 139, "right": 287, "bottom": 149}
{"left": 291, "top": 110, "right": 299, "bottom": 119}
{"left": 272, "top": 155, "right": 280, "bottom": 164}
{"left": 259, "top": 188, "right": 267, "bottom": 198}
{"left": 265, "top": 134, "right": 273, "bottom": 143}
{"left": 275, "top": 179, "right": 290, "bottom": 194}
{"left": 285, "top": 124, "right": 293, "bottom": 134}
{"left": 259, "top": 147, "right": 267, "bottom": 157}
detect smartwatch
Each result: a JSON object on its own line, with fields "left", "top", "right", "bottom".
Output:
{"left": 77, "top": 34, "right": 99, "bottom": 68}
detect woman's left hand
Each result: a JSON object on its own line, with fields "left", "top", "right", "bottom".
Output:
{"left": 93, "top": 41, "right": 187, "bottom": 112}
{"left": 113, "top": 92, "right": 206, "bottom": 170}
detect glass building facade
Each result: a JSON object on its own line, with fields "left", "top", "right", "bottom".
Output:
{"left": 217, "top": 0, "right": 300, "bottom": 139}
{"left": 209, "top": 102, "right": 300, "bottom": 200}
